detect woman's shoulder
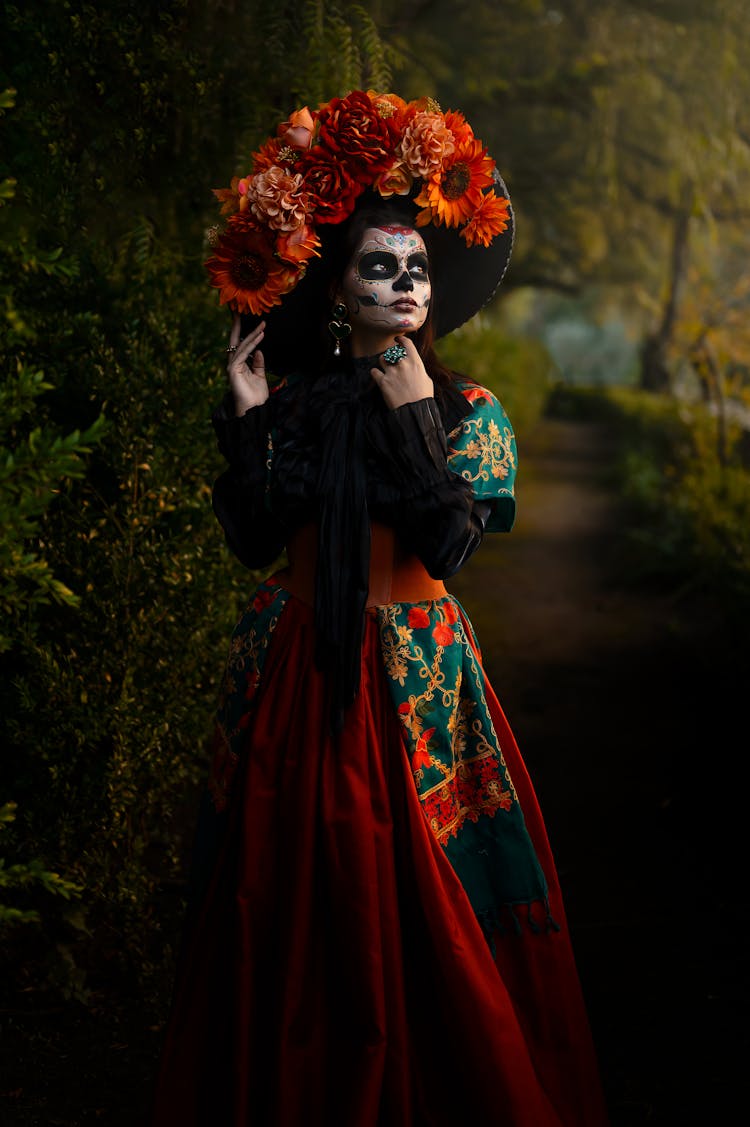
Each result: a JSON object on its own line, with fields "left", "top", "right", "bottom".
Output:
{"left": 446, "top": 377, "right": 517, "bottom": 528}
{"left": 448, "top": 378, "right": 512, "bottom": 435}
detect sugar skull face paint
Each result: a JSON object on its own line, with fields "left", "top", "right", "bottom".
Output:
{"left": 340, "top": 226, "right": 431, "bottom": 347}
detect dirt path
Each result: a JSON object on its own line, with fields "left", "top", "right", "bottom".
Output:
{"left": 449, "top": 416, "right": 747, "bottom": 1127}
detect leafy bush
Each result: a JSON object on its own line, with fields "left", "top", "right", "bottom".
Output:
{"left": 0, "top": 0, "right": 402, "bottom": 1009}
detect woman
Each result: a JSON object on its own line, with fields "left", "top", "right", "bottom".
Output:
{"left": 151, "top": 91, "right": 609, "bottom": 1126}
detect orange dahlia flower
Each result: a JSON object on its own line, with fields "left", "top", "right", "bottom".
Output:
{"left": 460, "top": 191, "right": 511, "bottom": 248}
{"left": 443, "top": 109, "right": 474, "bottom": 147}
{"left": 204, "top": 219, "right": 300, "bottom": 315}
{"left": 414, "top": 137, "right": 495, "bottom": 228}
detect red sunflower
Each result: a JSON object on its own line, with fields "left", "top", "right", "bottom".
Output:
{"left": 414, "top": 136, "right": 495, "bottom": 229}
{"left": 204, "top": 217, "right": 300, "bottom": 316}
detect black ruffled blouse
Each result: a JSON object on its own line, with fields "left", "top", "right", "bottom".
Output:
{"left": 211, "top": 357, "right": 493, "bottom": 729}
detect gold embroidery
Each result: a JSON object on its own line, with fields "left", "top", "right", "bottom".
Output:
{"left": 448, "top": 412, "right": 515, "bottom": 495}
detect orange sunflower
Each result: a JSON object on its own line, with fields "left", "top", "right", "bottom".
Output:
{"left": 204, "top": 218, "right": 300, "bottom": 315}
{"left": 414, "top": 136, "right": 495, "bottom": 228}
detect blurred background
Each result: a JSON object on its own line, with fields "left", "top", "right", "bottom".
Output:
{"left": 1, "top": 2, "right": 748, "bottom": 1124}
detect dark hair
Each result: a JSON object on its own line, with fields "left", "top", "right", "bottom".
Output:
{"left": 241, "top": 190, "right": 466, "bottom": 392}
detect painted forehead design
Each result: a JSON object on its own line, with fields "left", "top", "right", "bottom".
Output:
{"left": 357, "top": 226, "right": 426, "bottom": 254}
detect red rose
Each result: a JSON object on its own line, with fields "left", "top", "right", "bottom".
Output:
{"left": 397, "top": 701, "right": 411, "bottom": 715}
{"left": 316, "top": 90, "right": 395, "bottom": 174}
{"left": 432, "top": 623, "right": 454, "bottom": 647}
{"left": 296, "top": 147, "right": 365, "bottom": 224}
{"left": 407, "top": 606, "right": 431, "bottom": 629}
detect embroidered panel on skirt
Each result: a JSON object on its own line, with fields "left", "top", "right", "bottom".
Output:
{"left": 208, "top": 579, "right": 290, "bottom": 812}
{"left": 377, "top": 595, "right": 552, "bottom": 936}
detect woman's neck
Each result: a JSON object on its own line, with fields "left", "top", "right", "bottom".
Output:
{"left": 349, "top": 330, "right": 400, "bottom": 360}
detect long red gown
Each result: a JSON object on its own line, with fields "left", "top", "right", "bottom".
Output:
{"left": 150, "top": 380, "right": 609, "bottom": 1126}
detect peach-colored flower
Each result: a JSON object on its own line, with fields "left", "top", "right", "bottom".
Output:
{"left": 277, "top": 106, "right": 316, "bottom": 151}
{"left": 245, "top": 167, "right": 309, "bottom": 232}
{"left": 374, "top": 158, "right": 413, "bottom": 198}
{"left": 460, "top": 191, "right": 511, "bottom": 248}
{"left": 399, "top": 111, "right": 455, "bottom": 179}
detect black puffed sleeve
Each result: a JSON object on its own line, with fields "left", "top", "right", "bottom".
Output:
{"left": 374, "top": 397, "right": 491, "bottom": 579}
{"left": 210, "top": 393, "right": 287, "bottom": 569}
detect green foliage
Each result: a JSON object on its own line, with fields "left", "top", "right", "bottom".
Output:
{"left": 0, "top": 802, "right": 81, "bottom": 932}
{"left": 0, "top": 0, "right": 399, "bottom": 1006}
{"left": 0, "top": 365, "right": 106, "bottom": 652}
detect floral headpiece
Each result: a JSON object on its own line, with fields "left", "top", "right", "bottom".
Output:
{"left": 205, "top": 90, "right": 511, "bottom": 318}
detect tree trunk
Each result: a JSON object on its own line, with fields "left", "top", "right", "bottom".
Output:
{"left": 640, "top": 181, "right": 694, "bottom": 393}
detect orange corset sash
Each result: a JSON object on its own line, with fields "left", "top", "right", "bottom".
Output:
{"left": 275, "top": 521, "right": 447, "bottom": 608}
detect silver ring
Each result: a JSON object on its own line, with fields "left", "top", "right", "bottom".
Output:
{"left": 226, "top": 345, "right": 238, "bottom": 354}
{"left": 382, "top": 343, "right": 407, "bottom": 365}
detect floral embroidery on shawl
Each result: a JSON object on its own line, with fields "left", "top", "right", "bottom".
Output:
{"left": 208, "top": 579, "right": 290, "bottom": 812}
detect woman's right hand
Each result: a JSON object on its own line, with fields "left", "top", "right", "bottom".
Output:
{"left": 227, "top": 315, "right": 269, "bottom": 415}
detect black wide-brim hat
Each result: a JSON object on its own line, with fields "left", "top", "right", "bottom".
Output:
{"left": 240, "top": 169, "right": 514, "bottom": 372}
{"left": 423, "top": 168, "right": 514, "bottom": 339}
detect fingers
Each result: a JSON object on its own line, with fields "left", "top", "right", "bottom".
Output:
{"left": 228, "top": 320, "right": 265, "bottom": 369}
{"left": 229, "top": 314, "right": 242, "bottom": 350}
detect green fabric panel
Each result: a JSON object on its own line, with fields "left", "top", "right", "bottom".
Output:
{"left": 447, "top": 384, "right": 517, "bottom": 533}
{"left": 377, "top": 595, "right": 549, "bottom": 934}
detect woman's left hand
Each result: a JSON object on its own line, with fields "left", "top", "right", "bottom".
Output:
{"left": 371, "top": 336, "right": 434, "bottom": 409}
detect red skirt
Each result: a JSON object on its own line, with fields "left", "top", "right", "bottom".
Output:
{"left": 150, "top": 594, "right": 608, "bottom": 1126}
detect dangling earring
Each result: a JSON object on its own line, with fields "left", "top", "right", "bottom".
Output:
{"left": 328, "top": 301, "right": 351, "bottom": 356}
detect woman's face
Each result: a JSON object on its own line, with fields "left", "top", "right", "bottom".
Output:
{"left": 339, "top": 225, "right": 431, "bottom": 348}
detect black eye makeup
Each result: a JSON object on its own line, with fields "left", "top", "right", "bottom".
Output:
{"left": 356, "top": 250, "right": 430, "bottom": 281}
